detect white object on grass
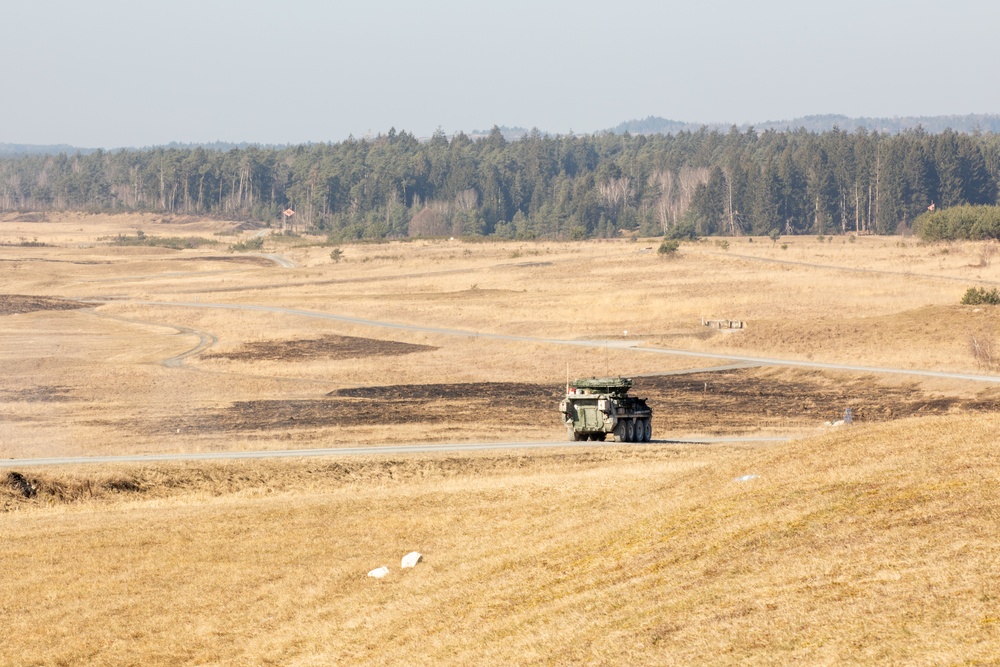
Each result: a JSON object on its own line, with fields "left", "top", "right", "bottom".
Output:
{"left": 368, "top": 566, "right": 389, "bottom": 579}
{"left": 401, "top": 552, "right": 423, "bottom": 569}
{"left": 734, "top": 474, "right": 759, "bottom": 483}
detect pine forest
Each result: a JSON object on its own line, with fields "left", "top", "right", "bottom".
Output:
{"left": 3, "top": 126, "right": 1000, "bottom": 241}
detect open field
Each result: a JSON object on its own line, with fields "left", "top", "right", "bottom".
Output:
{"left": 4, "top": 417, "right": 1000, "bottom": 665}
{"left": 3, "top": 213, "right": 1000, "bottom": 663}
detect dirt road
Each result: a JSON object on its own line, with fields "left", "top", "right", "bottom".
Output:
{"left": 2, "top": 436, "right": 790, "bottom": 467}
{"left": 113, "top": 298, "right": 1000, "bottom": 384}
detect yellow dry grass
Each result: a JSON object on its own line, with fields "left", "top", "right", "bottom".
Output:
{"left": 3, "top": 415, "right": 1000, "bottom": 664}
{"left": 4, "top": 214, "right": 1000, "bottom": 663}
{"left": 2, "top": 218, "right": 1000, "bottom": 455}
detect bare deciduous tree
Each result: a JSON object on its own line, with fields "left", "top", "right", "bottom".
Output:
{"left": 969, "top": 328, "right": 998, "bottom": 371}
{"left": 598, "top": 177, "right": 633, "bottom": 212}
{"left": 651, "top": 167, "right": 709, "bottom": 234}
{"left": 454, "top": 189, "right": 478, "bottom": 211}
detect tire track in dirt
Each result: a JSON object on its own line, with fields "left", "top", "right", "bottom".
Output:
{"left": 81, "top": 309, "right": 385, "bottom": 388}
{"left": 259, "top": 253, "right": 296, "bottom": 268}
{"left": 84, "top": 308, "right": 219, "bottom": 369}
{"left": 695, "top": 249, "right": 1000, "bottom": 286}
{"left": 91, "top": 299, "right": 1000, "bottom": 385}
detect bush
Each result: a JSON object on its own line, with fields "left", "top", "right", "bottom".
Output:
{"left": 658, "top": 239, "right": 680, "bottom": 257}
{"left": 229, "top": 236, "right": 265, "bottom": 252}
{"left": 104, "top": 231, "right": 215, "bottom": 250}
{"left": 961, "top": 287, "right": 1000, "bottom": 305}
{"left": 914, "top": 205, "right": 1000, "bottom": 241}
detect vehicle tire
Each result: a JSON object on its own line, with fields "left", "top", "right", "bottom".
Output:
{"left": 642, "top": 418, "right": 652, "bottom": 442}
{"left": 613, "top": 421, "right": 626, "bottom": 442}
{"left": 625, "top": 419, "right": 635, "bottom": 442}
{"left": 567, "top": 428, "right": 580, "bottom": 441}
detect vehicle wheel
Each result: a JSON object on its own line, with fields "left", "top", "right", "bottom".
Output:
{"left": 613, "top": 421, "right": 626, "bottom": 442}
{"left": 624, "top": 420, "right": 635, "bottom": 442}
{"left": 642, "top": 419, "right": 652, "bottom": 442}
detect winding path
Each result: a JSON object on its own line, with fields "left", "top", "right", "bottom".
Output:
{"left": 259, "top": 253, "right": 297, "bottom": 268}
{"left": 104, "top": 298, "right": 1000, "bottom": 385}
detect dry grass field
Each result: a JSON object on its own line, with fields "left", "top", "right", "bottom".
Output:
{"left": 3, "top": 213, "right": 1000, "bottom": 664}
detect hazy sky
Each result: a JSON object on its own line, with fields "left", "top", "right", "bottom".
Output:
{"left": 4, "top": 0, "right": 999, "bottom": 147}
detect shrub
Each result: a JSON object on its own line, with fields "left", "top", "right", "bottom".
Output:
{"left": 658, "top": 239, "right": 680, "bottom": 257}
{"left": 104, "top": 231, "right": 215, "bottom": 250}
{"left": 961, "top": 287, "right": 1000, "bottom": 305}
{"left": 229, "top": 236, "right": 264, "bottom": 252}
{"left": 914, "top": 205, "right": 1000, "bottom": 241}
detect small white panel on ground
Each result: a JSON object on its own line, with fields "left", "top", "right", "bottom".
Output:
{"left": 401, "top": 552, "right": 423, "bottom": 569}
{"left": 368, "top": 566, "right": 390, "bottom": 578}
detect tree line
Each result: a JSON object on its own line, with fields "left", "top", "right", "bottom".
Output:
{"left": 2, "top": 126, "right": 999, "bottom": 240}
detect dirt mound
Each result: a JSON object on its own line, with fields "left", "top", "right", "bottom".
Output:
{"left": 9, "top": 213, "right": 47, "bottom": 223}
{"left": 0, "top": 294, "right": 85, "bottom": 316}
{"left": 2, "top": 448, "right": 679, "bottom": 510}
{"left": 205, "top": 334, "right": 438, "bottom": 362}
{"left": 1, "top": 470, "right": 149, "bottom": 509}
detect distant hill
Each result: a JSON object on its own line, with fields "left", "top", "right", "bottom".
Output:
{"left": 611, "top": 113, "right": 1000, "bottom": 135}
{"left": 5, "top": 114, "right": 1000, "bottom": 157}
{"left": 0, "top": 140, "right": 285, "bottom": 156}
{"left": 0, "top": 143, "right": 98, "bottom": 156}
{"left": 151, "top": 141, "right": 289, "bottom": 151}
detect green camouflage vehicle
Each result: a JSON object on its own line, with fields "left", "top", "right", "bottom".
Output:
{"left": 558, "top": 377, "right": 652, "bottom": 442}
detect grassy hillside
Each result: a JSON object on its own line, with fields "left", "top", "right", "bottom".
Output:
{"left": 4, "top": 413, "right": 1000, "bottom": 664}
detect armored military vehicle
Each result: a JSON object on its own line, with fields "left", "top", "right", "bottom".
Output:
{"left": 558, "top": 377, "right": 652, "bottom": 442}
